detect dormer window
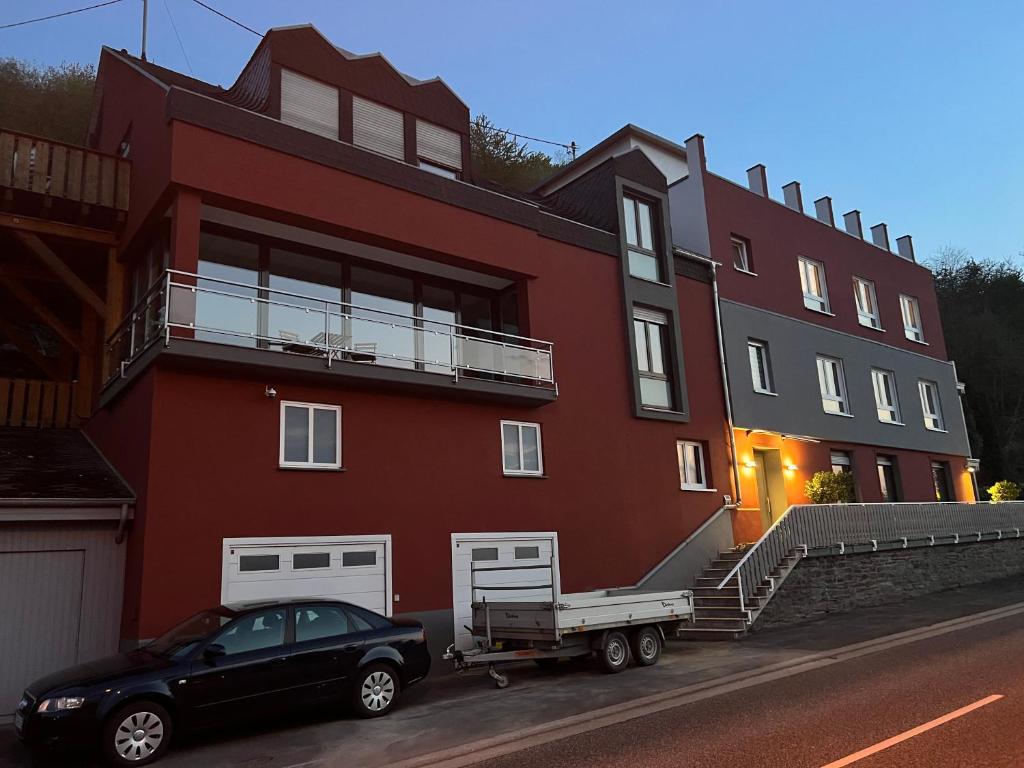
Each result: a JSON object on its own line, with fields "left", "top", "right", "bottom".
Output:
{"left": 416, "top": 119, "right": 462, "bottom": 178}
{"left": 280, "top": 69, "right": 339, "bottom": 139}
{"left": 353, "top": 96, "right": 405, "bottom": 160}
{"left": 623, "top": 195, "right": 662, "bottom": 282}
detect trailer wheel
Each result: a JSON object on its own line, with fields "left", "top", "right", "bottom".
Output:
{"left": 631, "top": 626, "right": 662, "bottom": 667}
{"left": 599, "top": 631, "right": 631, "bottom": 674}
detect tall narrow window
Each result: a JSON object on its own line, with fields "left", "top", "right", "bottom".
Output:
{"left": 816, "top": 356, "right": 850, "bottom": 415}
{"left": 280, "top": 402, "right": 341, "bottom": 469}
{"left": 829, "top": 450, "right": 856, "bottom": 502}
{"left": 870, "top": 368, "right": 902, "bottom": 424}
{"left": 900, "top": 295, "right": 925, "bottom": 342}
{"left": 677, "top": 441, "right": 708, "bottom": 490}
{"left": 853, "top": 277, "right": 881, "bottom": 329}
{"left": 747, "top": 339, "right": 775, "bottom": 394}
{"left": 798, "top": 257, "right": 830, "bottom": 313}
{"left": 500, "top": 421, "right": 543, "bottom": 476}
{"left": 633, "top": 308, "right": 672, "bottom": 409}
{"left": 918, "top": 380, "right": 945, "bottom": 431}
{"left": 623, "top": 196, "right": 661, "bottom": 282}
{"left": 876, "top": 455, "right": 900, "bottom": 502}
{"left": 731, "top": 236, "right": 752, "bottom": 273}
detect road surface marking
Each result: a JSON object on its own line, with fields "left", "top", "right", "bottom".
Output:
{"left": 820, "top": 694, "right": 1004, "bottom": 768}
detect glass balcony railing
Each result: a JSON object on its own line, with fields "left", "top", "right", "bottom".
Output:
{"left": 104, "top": 270, "right": 556, "bottom": 391}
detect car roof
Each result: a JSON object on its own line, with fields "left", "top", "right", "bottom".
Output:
{"left": 220, "top": 597, "right": 355, "bottom": 613}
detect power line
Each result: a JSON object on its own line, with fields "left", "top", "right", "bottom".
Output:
{"left": 0, "top": 0, "right": 123, "bottom": 30}
{"left": 163, "top": 0, "right": 194, "bottom": 74}
{"left": 189, "top": 0, "right": 262, "bottom": 37}
{"left": 484, "top": 123, "right": 577, "bottom": 158}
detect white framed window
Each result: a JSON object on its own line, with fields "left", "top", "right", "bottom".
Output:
{"left": 918, "top": 380, "right": 945, "bottom": 431}
{"left": 677, "top": 441, "right": 708, "bottom": 490}
{"left": 900, "top": 295, "right": 925, "bottom": 342}
{"left": 633, "top": 307, "right": 673, "bottom": 409}
{"left": 853, "top": 277, "right": 881, "bottom": 329}
{"left": 830, "top": 450, "right": 852, "bottom": 474}
{"left": 416, "top": 118, "right": 462, "bottom": 173}
{"left": 731, "top": 236, "right": 753, "bottom": 273}
{"left": 501, "top": 420, "right": 543, "bottom": 476}
{"left": 280, "top": 401, "right": 342, "bottom": 469}
{"left": 799, "top": 256, "right": 830, "bottom": 313}
{"left": 747, "top": 339, "right": 775, "bottom": 394}
{"left": 816, "top": 356, "right": 850, "bottom": 415}
{"left": 623, "top": 195, "right": 661, "bottom": 282}
{"left": 870, "top": 368, "right": 902, "bottom": 424}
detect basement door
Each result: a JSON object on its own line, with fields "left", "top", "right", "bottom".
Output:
{"left": 222, "top": 536, "right": 392, "bottom": 616}
{"left": 450, "top": 532, "right": 559, "bottom": 651}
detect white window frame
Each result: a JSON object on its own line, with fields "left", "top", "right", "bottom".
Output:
{"left": 816, "top": 355, "right": 851, "bottom": 416}
{"left": 747, "top": 339, "right": 775, "bottom": 395}
{"left": 918, "top": 380, "right": 946, "bottom": 431}
{"left": 677, "top": 441, "right": 710, "bottom": 491}
{"left": 799, "top": 256, "right": 830, "bottom": 314}
{"left": 279, "top": 401, "right": 342, "bottom": 469}
{"left": 633, "top": 307, "right": 673, "bottom": 410}
{"left": 870, "top": 368, "right": 902, "bottom": 424}
{"left": 500, "top": 420, "right": 544, "bottom": 476}
{"left": 623, "top": 195, "right": 662, "bottom": 282}
{"left": 830, "top": 450, "right": 852, "bottom": 474}
{"left": 900, "top": 294, "right": 925, "bottom": 342}
{"left": 731, "top": 236, "right": 754, "bottom": 274}
{"left": 853, "top": 276, "right": 882, "bottom": 329}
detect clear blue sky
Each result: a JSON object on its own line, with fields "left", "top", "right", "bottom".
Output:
{"left": 4, "top": 0, "right": 1021, "bottom": 263}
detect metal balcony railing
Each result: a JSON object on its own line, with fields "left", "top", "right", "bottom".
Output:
{"left": 716, "top": 501, "right": 1024, "bottom": 622}
{"left": 0, "top": 129, "right": 130, "bottom": 212}
{"left": 104, "top": 270, "right": 556, "bottom": 390}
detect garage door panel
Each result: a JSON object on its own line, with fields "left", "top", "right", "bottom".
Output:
{"left": 224, "top": 538, "right": 390, "bottom": 616}
{"left": 0, "top": 550, "right": 84, "bottom": 716}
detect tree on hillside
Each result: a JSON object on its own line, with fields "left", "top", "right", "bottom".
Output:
{"left": 470, "top": 114, "right": 568, "bottom": 192}
{"left": 0, "top": 59, "right": 96, "bottom": 145}
{"left": 931, "top": 247, "right": 1024, "bottom": 488}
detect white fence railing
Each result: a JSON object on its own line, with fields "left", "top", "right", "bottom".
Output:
{"left": 716, "top": 502, "right": 1024, "bottom": 621}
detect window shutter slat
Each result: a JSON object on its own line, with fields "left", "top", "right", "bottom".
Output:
{"left": 416, "top": 119, "right": 462, "bottom": 171}
{"left": 353, "top": 97, "right": 405, "bottom": 160}
{"left": 280, "top": 69, "right": 339, "bottom": 139}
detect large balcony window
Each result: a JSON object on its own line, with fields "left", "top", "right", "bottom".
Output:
{"left": 106, "top": 229, "right": 554, "bottom": 391}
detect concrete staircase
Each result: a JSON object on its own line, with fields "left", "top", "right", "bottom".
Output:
{"left": 675, "top": 548, "right": 801, "bottom": 640}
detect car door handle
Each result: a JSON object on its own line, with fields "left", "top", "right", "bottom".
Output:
{"left": 270, "top": 656, "right": 289, "bottom": 666}
{"left": 341, "top": 643, "right": 360, "bottom": 652}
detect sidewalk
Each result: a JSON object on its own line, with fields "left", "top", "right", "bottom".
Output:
{"left": 5, "top": 575, "right": 1024, "bottom": 768}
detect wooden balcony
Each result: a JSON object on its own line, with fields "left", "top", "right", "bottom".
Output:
{"left": 0, "top": 129, "right": 130, "bottom": 240}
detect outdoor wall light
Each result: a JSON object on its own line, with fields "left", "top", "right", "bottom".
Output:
{"left": 785, "top": 463, "right": 799, "bottom": 472}
{"left": 743, "top": 459, "right": 757, "bottom": 469}
{"left": 265, "top": 386, "right": 277, "bottom": 399}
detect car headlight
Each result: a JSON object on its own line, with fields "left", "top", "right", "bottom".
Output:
{"left": 37, "top": 696, "right": 85, "bottom": 712}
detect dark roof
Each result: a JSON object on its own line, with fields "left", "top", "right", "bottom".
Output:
{"left": 0, "top": 428, "right": 134, "bottom": 504}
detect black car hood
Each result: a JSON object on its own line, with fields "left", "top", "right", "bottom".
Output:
{"left": 28, "top": 650, "right": 176, "bottom": 696}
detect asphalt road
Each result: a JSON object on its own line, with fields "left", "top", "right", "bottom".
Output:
{"left": 480, "top": 610, "right": 1024, "bottom": 768}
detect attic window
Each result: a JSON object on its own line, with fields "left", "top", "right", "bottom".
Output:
{"left": 353, "top": 97, "right": 405, "bottom": 160}
{"left": 416, "top": 119, "right": 462, "bottom": 175}
{"left": 280, "top": 69, "right": 339, "bottom": 139}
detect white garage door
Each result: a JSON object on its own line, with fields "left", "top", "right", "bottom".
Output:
{"left": 222, "top": 536, "right": 391, "bottom": 616}
{"left": 450, "top": 533, "right": 559, "bottom": 651}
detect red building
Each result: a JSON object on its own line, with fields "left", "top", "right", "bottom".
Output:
{"left": 84, "top": 26, "right": 732, "bottom": 650}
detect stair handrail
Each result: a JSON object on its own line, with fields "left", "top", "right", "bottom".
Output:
{"left": 714, "top": 503, "right": 796, "bottom": 591}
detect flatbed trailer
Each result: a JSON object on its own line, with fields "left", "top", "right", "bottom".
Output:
{"left": 443, "top": 559, "right": 693, "bottom": 687}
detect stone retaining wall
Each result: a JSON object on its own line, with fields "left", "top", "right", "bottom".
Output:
{"left": 755, "top": 538, "right": 1024, "bottom": 630}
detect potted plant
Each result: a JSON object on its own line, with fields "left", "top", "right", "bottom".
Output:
{"left": 805, "top": 470, "right": 856, "bottom": 504}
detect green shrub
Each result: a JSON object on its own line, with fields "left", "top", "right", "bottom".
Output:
{"left": 805, "top": 470, "right": 855, "bottom": 504}
{"left": 987, "top": 480, "right": 1021, "bottom": 502}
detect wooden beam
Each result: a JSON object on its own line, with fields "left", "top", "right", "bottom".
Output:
{"left": 13, "top": 230, "right": 106, "bottom": 315}
{"left": 0, "top": 317, "right": 62, "bottom": 380}
{"left": 0, "top": 276, "right": 81, "bottom": 349}
{"left": 103, "top": 247, "right": 125, "bottom": 375}
{"left": 76, "top": 304, "right": 98, "bottom": 419}
{"left": 0, "top": 264, "right": 60, "bottom": 282}
{"left": 0, "top": 211, "right": 117, "bottom": 246}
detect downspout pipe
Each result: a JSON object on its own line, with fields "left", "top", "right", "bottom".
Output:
{"left": 676, "top": 248, "right": 742, "bottom": 510}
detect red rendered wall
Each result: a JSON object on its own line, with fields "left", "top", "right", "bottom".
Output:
{"left": 704, "top": 174, "right": 948, "bottom": 361}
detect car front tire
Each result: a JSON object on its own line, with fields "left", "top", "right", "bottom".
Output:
{"left": 101, "top": 700, "right": 173, "bottom": 766}
{"left": 353, "top": 663, "right": 401, "bottom": 718}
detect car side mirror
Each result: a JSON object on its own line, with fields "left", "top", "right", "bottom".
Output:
{"left": 203, "top": 643, "right": 226, "bottom": 661}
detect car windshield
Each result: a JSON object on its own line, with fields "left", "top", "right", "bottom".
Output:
{"left": 146, "top": 609, "right": 235, "bottom": 659}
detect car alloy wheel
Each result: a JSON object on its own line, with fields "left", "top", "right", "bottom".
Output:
{"left": 114, "top": 711, "right": 164, "bottom": 762}
{"left": 360, "top": 670, "right": 396, "bottom": 713}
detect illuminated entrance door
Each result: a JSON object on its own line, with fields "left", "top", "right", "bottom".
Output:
{"left": 753, "top": 448, "right": 788, "bottom": 531}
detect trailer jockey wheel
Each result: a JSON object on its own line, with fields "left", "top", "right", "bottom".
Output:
{"left": 631, "top": 626, "right": 662, "bottom": 667}
{"left": 488, "top": 664, "right": 509, "bottom": 688}
{"left": 599, "top": 631, "right": 631, "bottom": 673}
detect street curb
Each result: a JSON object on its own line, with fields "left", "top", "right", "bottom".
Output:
{"left": 375, "top": 600, "right": 1024, "bottom": 768}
